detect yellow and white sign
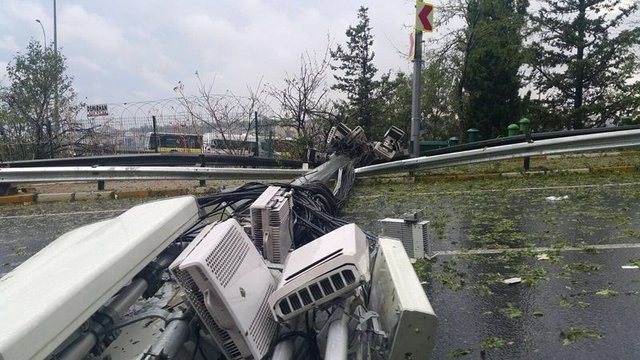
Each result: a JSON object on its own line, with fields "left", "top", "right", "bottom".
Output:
{"left": 416, "top": 2, "right": 434, "bottom": 32}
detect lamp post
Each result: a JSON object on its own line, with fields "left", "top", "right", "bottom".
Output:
{"left": 35, "top": 19, "right": 47, "bottom": 46}
{"left": 53, "top": 0, "right": 57, "bottom": 54}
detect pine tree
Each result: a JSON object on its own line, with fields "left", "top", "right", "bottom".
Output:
{"left": 529, "top": 0, "right": 640, "bottom": 129}
{"left": 330, "top": 6, "right": 379, "bottom": 133}
{"left": 461, "top": 0, "right": 529, "bottom": 138}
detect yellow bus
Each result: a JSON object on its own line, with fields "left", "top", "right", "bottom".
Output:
{"left": 144, "top": 132, "right": 202, "bottom": 153}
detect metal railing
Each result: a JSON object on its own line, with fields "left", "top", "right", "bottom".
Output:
{"left": 0, "top": 166, "right": 307, "bottom": 183}
{"left": 355, "top": 128, "right": 640, "bottom": 176}
{"left": 1, "top": 129, "right": 639, "bottom": 185}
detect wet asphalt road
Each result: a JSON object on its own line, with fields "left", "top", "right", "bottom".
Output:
{"left": 2, "top": 172, "right": 640, "bottom": 359}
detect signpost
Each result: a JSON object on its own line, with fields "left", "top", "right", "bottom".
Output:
{"left": 410, "top": 2, "right": 434, "bottom": 158}
{"left": 87, "top": 104, "right": 109, "bottom": 117}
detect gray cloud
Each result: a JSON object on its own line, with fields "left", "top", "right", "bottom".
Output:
{"left": 1, "top": 0, "right": 417, "bottom": 104}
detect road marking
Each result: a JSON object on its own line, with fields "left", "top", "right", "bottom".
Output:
{"left": 435, "top": 242, "right": 640, "bottom": 256}
{"left": 1, "top": 209, "right": 124, "bottom": 219}
{"left": 355, "top": 182, "right": 640, "bottom": 198}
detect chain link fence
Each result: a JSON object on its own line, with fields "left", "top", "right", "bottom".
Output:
{"left": 0, "top": 97, "right": 301, "bottom": 161}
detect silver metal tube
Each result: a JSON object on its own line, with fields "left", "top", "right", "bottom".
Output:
{"left": 324, "top": 307, "right": 349, "bottom": 360}
{"left": 291, "top": 154, "right": 352, "bottom": 186}
{"left": 146, "top": 318, "right": 191, "bottom": 359}
{"left": 271, "top": 338, "right": 294, "bottom": 360}
{"left": 57, "top": 333, "right": 97, "bottom": 360}
{"left": 56, "top": 278, "right": 148, "bottom": 360}
{"left": 108, "top": 278, "right": 148, "bottom": 315}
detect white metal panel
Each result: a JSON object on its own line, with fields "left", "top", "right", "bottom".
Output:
{"left": 369, "top": 237, "right": 437, "bottom": 359}
{"left": 0, "top": 196, "right": 199, "bottom": 360}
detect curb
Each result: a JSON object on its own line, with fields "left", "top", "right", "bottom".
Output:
{"left": 0, "top": 186, "right": 220, "bottom": 206}
{"left": 0, "top": 193, "right": 35, "bottom": 205}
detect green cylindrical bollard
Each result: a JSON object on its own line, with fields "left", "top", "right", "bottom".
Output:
{"left": 519, "top": 117, "right": 530, "bottom": 135}
{"left": 466, "top": 128, "right": 480, "bottom": 143}
{"left": 448, "top": 137, "right": 460, "bottom": 146}
{"left": 507, "top": 124, "right": 520, "bottom": 136}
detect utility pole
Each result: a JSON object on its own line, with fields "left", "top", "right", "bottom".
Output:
{"left": 410, "top": 31, "right": 422, "bottom": 158}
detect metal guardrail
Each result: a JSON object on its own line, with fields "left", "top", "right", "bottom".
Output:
{"left": 0, "top": 166, "right": 307, "bottom": 183}
{"left": 355, "top": 129, "right": 640, "bottom": 176}
{"left": 418, "top": 124, "right": 640, "bottom": 158}
{"left": 2, "top": 129, "right": 639, "bottom": 185}
{"left": 0, "top": 153, "right": 304, "bottom": 169}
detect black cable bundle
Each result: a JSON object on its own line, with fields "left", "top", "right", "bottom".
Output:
{"left": 177, "top": 179, "right": 352, "bottom": 248}
{"left": 287, "top": 181, "right": 350, "bottom": 247}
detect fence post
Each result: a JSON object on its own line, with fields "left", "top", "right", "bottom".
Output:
{"left": 254, "top": 112, "right": 260, "bottom": 157}
{"left": 152, "top": 116, "right": 158, "bottom": 153}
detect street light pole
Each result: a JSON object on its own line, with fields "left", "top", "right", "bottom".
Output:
{"left": 35, "top": 19, "right": 47, "bottom": 46}
{"left": 53, "top": 0, "right": 57, "bottom": 53}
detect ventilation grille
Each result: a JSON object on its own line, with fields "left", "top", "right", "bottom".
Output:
{"left": 206, "top": 228, "right": 249, "bottom": 288}
{"left": 422, "top": 222, "right": 431, "bottom": 257}
{"left": 380, "top": 219, "right": 430, "bottom": 259}
{"left": 266, "top": 207, "right": 291, "bottom": 263}
{"left": 251, "top": 208, "right": 264, "bottom": 253}
{"left": 173, "top": 268, "right": 242, "bottom": 360}
{"left": 248, "top": 283, "right": 278, "bottom": 355}
{"left": 276, "top": 269, "right": 356, "bottom": 317}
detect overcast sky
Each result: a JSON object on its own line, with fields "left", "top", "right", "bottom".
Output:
{"left": 0, "top": 0, "right": 421, "bottom": 105}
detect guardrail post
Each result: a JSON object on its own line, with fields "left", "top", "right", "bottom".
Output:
{"left": 520, "top": 117, "right": 531, "bottom": 171}
{"left": 98, "top": 180, "right": 105, "bottom": 191}
{"left": 198, "top": 154, "right": 206, "bottom": 187}
{"left": 466, "top": 128, "right": 479, "bottom": 143}
{"left": 507, "top": 124, "right": 520, "bottom": 136}
{"left": 0, "top": 183, "right": 13, "bottom": 196}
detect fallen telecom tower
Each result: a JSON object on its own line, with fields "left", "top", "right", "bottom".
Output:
{"left": 0, "top": 124, "right": 437, "bottom": 360}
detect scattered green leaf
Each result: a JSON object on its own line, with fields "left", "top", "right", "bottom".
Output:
{"left": 595, "top": 289, "right": 618, "bottom": 297}
{"left": 448, "top": 348, "right": 473, "bottom": 358}
{"left": 499, "top": 303, "right": 523, "bottom": 319}
{"left": 563, "top": 262, "right": 602, "bottom": 273}
{"left": 480, "top": 336, "right": 507, "bottom": 350}
{"left": 560, "top": 327, "right": 602, "bottom": 346}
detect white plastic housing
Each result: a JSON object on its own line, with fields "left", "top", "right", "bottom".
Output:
{"left": 368, "top": 237, "right": 437, "bottom": 359}
{"left": 268, "top": 224, "right": 370, "bottom": 321}
{"left": 250, "top": 186, "right": 293, "bottom": 264}
{"left": 0, "top": 196, "right": 200, "bottom": 360}
{"left": 379, "top": 218, "right": 431, "bottom": 259}
{"left": 170, "top": 218, "right": 277, "bottom": 360}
